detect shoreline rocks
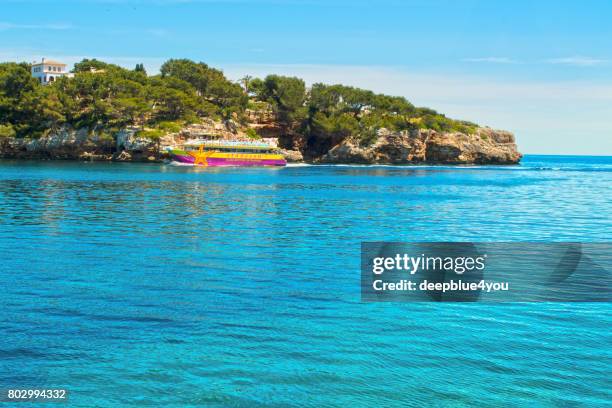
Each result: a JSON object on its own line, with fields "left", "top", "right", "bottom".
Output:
{"left": 278, "top": 149, "right": 304, "bottom": 163}
{"left": 0, "top": 126, "right": 161, "bottom": 162}
{"left": 0, "top": 124, "right": 521, "bottom": 165}
{"left": 318, "top": 127, "right": 521, "bottom": 165}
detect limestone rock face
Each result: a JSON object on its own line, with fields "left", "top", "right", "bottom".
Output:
{"left": 0, "top": 126, "right": 158, "bottom": 161}
{"left": 245, "top": 108, "right": 283, "bottom": 139}
{"left": 116, "top": 128, "right": 158, "bottom": 160}
{"left": 279, "top": 149, "right": 304, "bottom": 163}
{"left": 0, "top": 120, "right": 521, "bottom": 165}
{"left": 0, "top": 127, "right": 110, "bottom": 160}
{"left": 181, "top": 119, "right": 241, "bottom": 139}
{"left": 319, "top": 127, "right": 521, "bottom": 164}
{"left": 423, "top": 128, "right": 521, "bottom": 164}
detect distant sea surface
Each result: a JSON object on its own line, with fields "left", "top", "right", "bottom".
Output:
{"left": 0, "top": 155, "right": 610, "bottom": 407}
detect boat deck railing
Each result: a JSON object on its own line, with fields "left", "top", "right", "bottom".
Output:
{"left": 182, "top": 139, "right": 274, "bottom": 149}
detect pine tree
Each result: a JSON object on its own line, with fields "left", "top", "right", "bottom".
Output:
{"left": 134, "top": 63, "right": 147, "bottom": 75}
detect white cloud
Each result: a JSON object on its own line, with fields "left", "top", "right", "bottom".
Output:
{"left": 545, "top": 56, "right": 607, "bottom": 67}
{"left": 0, "top": 22, "right": 73, "bottom": 30}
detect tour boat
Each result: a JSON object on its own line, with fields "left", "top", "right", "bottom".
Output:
{"left": 166, "top": 138, "right": 286, "bottom": 167}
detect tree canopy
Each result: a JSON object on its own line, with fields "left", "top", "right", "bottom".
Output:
{"left": 249, "top": 80, "right": 476, "bottom": 155}
{"left": 160, "top": 59, "right": 247, "bottom": 118}
{"left": 0, "top": 58, "right": 478, "bottom": 150}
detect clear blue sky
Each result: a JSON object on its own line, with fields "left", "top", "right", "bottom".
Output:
{"left": 2, "top": 0, "right": 611, "bottom": 154}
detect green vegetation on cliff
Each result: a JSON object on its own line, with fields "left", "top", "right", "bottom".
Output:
{"left": 0, "top": 58, "right": 477, "bottom": 153}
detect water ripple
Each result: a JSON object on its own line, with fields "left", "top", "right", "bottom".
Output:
{"left": 0, "top": 156, "right": 610, "bottom": 407}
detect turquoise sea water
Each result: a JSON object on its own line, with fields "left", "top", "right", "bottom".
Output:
{"left": 0, "top": 155, "right": 610, "bottom": 407}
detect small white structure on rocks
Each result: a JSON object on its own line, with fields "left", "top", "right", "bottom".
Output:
{"left": 31, "top": 58, "right": 74, "bottom": 85}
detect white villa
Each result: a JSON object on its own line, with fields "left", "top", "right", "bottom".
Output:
{"left": 31, "top": 58, "right": 74, "bottom": 84}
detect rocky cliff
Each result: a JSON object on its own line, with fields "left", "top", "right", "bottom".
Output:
{"left": 318, "top": 127, "right": 521, "bottom": 164}
{"left": 0, "top": 127, "right": 163, "bottom": 161}
{"left": 0, "top": 121, "right": 520, "bottom": 165}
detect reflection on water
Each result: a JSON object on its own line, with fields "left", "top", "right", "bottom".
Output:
{"left": 0, "top": 156, "right": 610, "bottom": 407}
